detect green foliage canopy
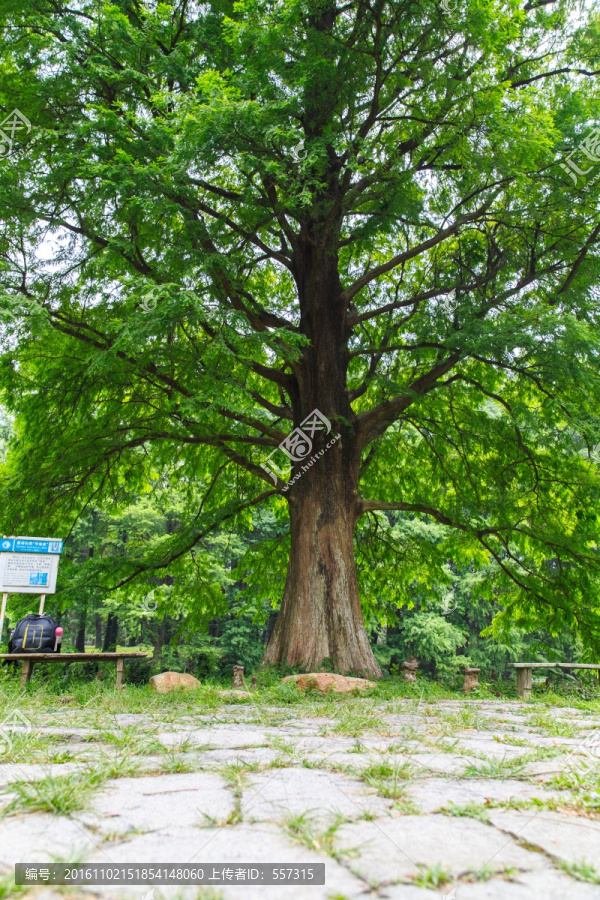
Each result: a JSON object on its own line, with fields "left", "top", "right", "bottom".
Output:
{"left": 0, "top": 0, "right": 599, "bottom": 652}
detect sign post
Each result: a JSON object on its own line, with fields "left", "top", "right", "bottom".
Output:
{"left": 0, "top": 591, "right": 7, "bottom": 643}
{"left": 0, "top": 537, "right": 63, "bottom": 645}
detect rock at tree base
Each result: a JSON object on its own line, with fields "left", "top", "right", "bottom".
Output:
{"left": 463, "top": 667, "right": 481, "bottom": 693}
{"left": 149, "top": 672, "right": 201, "bottom": 693}
{"left": 281, "top": 673, "right": 376, "bottom": 693}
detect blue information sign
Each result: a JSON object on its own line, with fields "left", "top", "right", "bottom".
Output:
{"left": 0, "top": 538, "right": 63, "bottom": 555}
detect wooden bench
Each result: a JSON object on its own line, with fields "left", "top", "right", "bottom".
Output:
{"left": 0, "top": 652, "right": 149, "bottom": 689}
{"left": 509, "top": 662, "right": 600, "bottom": 700}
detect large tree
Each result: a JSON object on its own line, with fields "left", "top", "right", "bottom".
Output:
{"left": 1, "top": 0, "right": 600, "bottom": 676}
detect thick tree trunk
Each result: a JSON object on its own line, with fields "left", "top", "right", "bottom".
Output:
{"left": 262, "top": 247, "right": 381, "bottom": 678}
{"left": 263, "top": 480, "right": 381, "bottom": 677}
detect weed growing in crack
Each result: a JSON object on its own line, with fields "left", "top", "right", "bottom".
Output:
{"left": 413, "top": 861, "right": 453, "bottom": 889}
{"left": 319, "top": 705, "right": 388, "bottom": 737}
{"left": 282, "top": 810, "right": 357, "bottom": 859}
{"left": 462, "top": 755, "right": 528, "bottom": 779}
{"left": 200, "top": 760, "right": 261, "bottom": 828}
{"left": 1, "top": 767, "right": 106, "bottom": 817}
{"left": 361, "top": 758, "right": 413, "bottom": 799}
{"left": 442, "top": 801, "right": 492, "bottom": 823}
{"left": 558, "top": 859, "right": 600, "bottom": 884}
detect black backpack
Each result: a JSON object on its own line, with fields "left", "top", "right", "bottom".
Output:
{"left": 8, "top": 614, "right": 61, "bottom": 654}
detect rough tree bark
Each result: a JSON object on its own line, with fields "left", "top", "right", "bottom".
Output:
{"left": 75, "top": 619, "right": 86, "bottom": 653}
{"left": 102, "top": 612, "right": 119, "bottom": 653}
{"left": 263, "top": 244, "right": 382, "bottom": 678}
{"left": 94, "top": 614, "right": 102, "bottom": 649}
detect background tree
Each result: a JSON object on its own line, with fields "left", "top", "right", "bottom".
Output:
{"left": 1, "top": 0, "right": 600, "bottom": 677}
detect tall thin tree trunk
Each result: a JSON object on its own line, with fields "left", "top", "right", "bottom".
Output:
{"left": 94, "top": 614, "right": 102, "bottom": 649}
{"left": 75, "top": 620, "right": 86, "bottom": 653}
{"left": 102, "top": 613, "right": 119, "bottom": 652}
{"left": 153, "top": 617, "right": 165, "bottom": 661}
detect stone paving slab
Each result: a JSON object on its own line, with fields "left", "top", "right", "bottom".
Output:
{"left": 376, "top": 887, "right": 439, "bottom": 899}
{"left": 520, "top": 753, "right": 580, "bottom": 778}
{"left": 334, "top": 814, "right": 547, "bottom": 883}
{"left": 0, "top": 812, "right": 96, "bottom": 865}
{"left": 158, "top": 726, "right": 271, "bottom": 749}
{"left": 450, "top": 737, "right": 538, "bottom": 759}
{"left": 34, "top": 727, "right": 100, "bottom": 740}
{"left": 446, "top": 868, "right": 600, "bottom": 898}
{"left": 80, "top": 772, "right": 235, "bottom": 835}
{"left": 488, "top": 808, "right": 600, "bottom": 865}
{"left": 83, "top": 823, "right": 369, "bottom": 899}
{"left": 0, "top": 762, "right": 86, "bottom": 789}
{"left": 408, "top": 753, "right": 482, "bottom": 775}
{"left": 242, "top": 767, "right": 393, "bottom": 823}
{"left": 405, "top": 776, "right": 561, "bottom": 814}
{"left": 1, "top": 697, "right": 599, "bottom": 900}
{"left": 200, "top": 747, "right": 281, "bottom": 768}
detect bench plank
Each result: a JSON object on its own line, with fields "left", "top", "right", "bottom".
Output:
{"left": 509, "top": 662, "right": 600, "bottom": 669}
{"left": 0, "top": 652, "right": 148, "bottom": 661}
{"left": 557, "top": 663, "right": 600, "bottom": 669}
{"left": 508, "top": 663, "right": 558, "bottom": 668}
{"left": 509, "top": 661, "right": 600, "bottom": 699}
{"left": 0, "top": 652, "right": 149, "bottom": 689}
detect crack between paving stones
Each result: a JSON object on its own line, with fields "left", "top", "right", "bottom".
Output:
{"left": 183, "top": 767, "right": 286, "bottom": 865}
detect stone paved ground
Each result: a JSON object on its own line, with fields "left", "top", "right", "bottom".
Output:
{"left": 0, "top": 691, "right": 599, "bottom": 899}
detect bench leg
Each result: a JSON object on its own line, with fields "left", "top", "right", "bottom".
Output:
{"left": 20, "top": 659, "right": 34, "bottom": 688}
{"left": 116, "top": 658, "right": 124, "bottom": 690}
{"left": 516, "top": 667, "right": 533, "bottom": 701}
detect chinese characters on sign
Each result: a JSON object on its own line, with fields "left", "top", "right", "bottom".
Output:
{"left": 0, "top": 537, "right": 63, "bottom": 594}
{"left": 2, "top": 554, "right": 54, "bottom": 588}
{"left": 15, "top": 864, "right": 325, "bottom": 885}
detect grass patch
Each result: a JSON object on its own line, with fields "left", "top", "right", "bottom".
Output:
{"left": 1, "top": 768, "right": 106, "bottom": 817}
{"left": 0, "top": 871, "right": 26, "bottom": 898}
{"left": 282, "top": 810, "right": 355, "bottom": 859}
{"left": 462, "top": 755, "right": 528, "bottom": 779}
{"left": 413, "top": 862, "right": 453, "bottom": 889}
{"left": 442, "top": 801, "right": 492, "bottom": 823}
{"left": 319, "top": 706, "right": 388, "bottom": 737}
{"left": 361, "top": 758, "right": 413, "bottom": 799}
{"left": 201, "top": 760, "right": 261, "bottom": 827}
{"left": 529, "top": 713, "right": 578, "bottom": 738}
{"left": 152, "top": 748, "right": 197, "bottom": 774}
{"left": 557, "top": 859, "right": 600, "bottom": 884}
